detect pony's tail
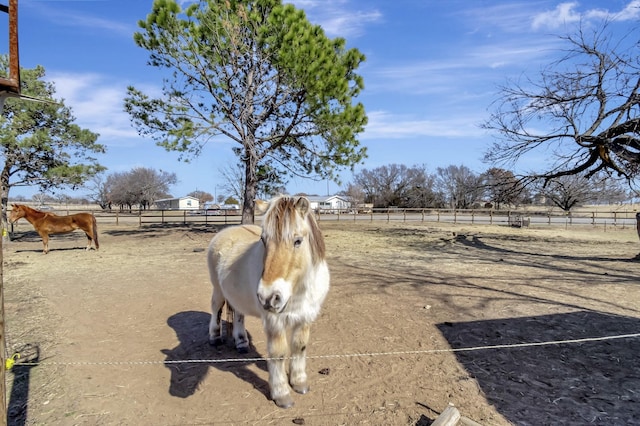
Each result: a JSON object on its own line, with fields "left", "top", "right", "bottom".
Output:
{"left": 92, "top": 214, "right": 100, "bottom": 250}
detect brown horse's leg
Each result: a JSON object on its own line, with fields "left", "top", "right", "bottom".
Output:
{"left": 40, "top": 233, "right": 49, "bottom": 254}
{"left": 92, "top": 216, "right": 99, "bottom": 250}
{"left": 289, "top": 323, "right": 311, "bottom": 394}
{"left": 266, "top": 327, "right": 294, "bottom": 408}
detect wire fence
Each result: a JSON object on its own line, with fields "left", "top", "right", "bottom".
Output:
{"left": 11, "top": 205, "right": 638, "bottom": 229}
{"left": 10, "top": 331, "right": 640, "bottom": 368}
{"left": 313, "top": 207, "right": 639, "bottom": 228}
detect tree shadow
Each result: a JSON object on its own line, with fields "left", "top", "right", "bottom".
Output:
{"left": 103, "top": 224, "right": 229, "bottom": 238}
{"left": 160, "top": 310, "right": 269, "bottom": 400}
{"left": 436, "top": 311, "right": 640, "bottom": 425}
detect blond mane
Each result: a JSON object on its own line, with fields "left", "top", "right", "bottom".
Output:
{"left": 261, "top": 196, "right": 326, "bottom": 264}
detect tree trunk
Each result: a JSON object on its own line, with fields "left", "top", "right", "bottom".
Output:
{"left": 0, "top": 163, "right": 11, "bottom": 239}
{"left": 241, "top": 147, "right": 258, "bottom": 225}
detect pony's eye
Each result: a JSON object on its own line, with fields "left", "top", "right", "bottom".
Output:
{"left": 293, "top": 236, "right": 303, "bottom": 248}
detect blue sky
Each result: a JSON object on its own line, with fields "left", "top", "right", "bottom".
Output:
{"left": 4, "top": 0, "right": 639, "bottom": 199}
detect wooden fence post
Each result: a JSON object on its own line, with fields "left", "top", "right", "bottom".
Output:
{"left": 0, "top": 233, "right": 6, "bottom": 425}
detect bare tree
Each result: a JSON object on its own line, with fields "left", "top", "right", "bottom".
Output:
{"left": 540, "top": 172, "right": 628, "bottom": 211}
{"left": 220, "top": 162, "right": 287, "bottom": 202}
{"left": 124, "top": 168, "right": 176, "bottom": 209}
{"left": 483, "top": 24, "right": 640, "bottom": 186}
{"left": 480, "top": 168, "right": 530, "bottom": 209}
{"left": 352, "top": 164, "right": 437, "bottom": 208}
{"left": 219, "top": 163, "right": 246, "bottom": 204}
{"left": 31, "top": 192, "right": 50, "bottom": 206}
{"left": 536, "top": 174, "right": 597, "bottom": 211}
{"left": 340, "top": 183, "right": 365, "bottom": 211}
{"left": 106, "top": 167, "right": 176, "bottom": 210}
{"left": 86, "top": 174, "right": 111, "bottom": 209}
{"left": 188, "top": 190, "right": 213, "bottom": 207}
{"left": 435, "top": 165, "right": 483, "bottom": 209}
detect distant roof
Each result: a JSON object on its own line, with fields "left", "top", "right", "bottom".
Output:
{"left": 305, "top": 195, "right": 349, "bottom": 202}
{"left": 155, "top": 196, "right": 199, "bottom": 202}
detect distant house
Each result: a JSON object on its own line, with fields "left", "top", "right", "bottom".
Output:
{"left": 155, "top": 196, "right": 200, "bottom": 210}
{"left": 306, "top": 195, "right": 351, "bottom": 213}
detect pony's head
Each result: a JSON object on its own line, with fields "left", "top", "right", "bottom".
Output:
{"left": 8, "top": 204, "right": 26, "bottom": 223}
{"left": 257, "top": 196, "right": 325, "bottom": 313}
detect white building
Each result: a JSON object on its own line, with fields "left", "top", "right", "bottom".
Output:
{"left": 154, "top": 196, "right": 200, "bottom": 210}
{"left": 306, "top": 195, "right": 351, "bottom": 213}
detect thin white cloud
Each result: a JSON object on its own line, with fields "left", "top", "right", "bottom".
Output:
{"left": 532, "top": 1, "right": 640, "bottom": 30}
{"left": 287, "top": 0, "right": 382, "bottom": 37}
{"left": 615, "top": 0, "right": 640, "bottom": 20}
{"left": 363, "top": 111, "right": 485, "bottom": 140}
{"left": 532, "top": 2, "right": 582, "bottom": 30}
{"left": 23, "top": 1, "right": 135, "bottom": 37}
{"left": 46, "top": 72, "right": 140, "bottom": 143}
{"left": 368, "top": 35, "right": 558, "bottom": 97}
{"left": 461, "top": 2, "right": 546, "bottom": 34}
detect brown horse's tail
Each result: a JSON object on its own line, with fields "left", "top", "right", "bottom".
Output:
{"left": 92, "top": 214, "right": 99, "bottom": 250}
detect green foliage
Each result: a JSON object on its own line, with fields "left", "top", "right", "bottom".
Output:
{"left": 224, "top": 196, "right": 239, "bottom": 205}
{"left": 0, "top": 57, "right": 105, "bottom": 201}
{"left": 126, "top": 0, "right": 368, "bottom": 220}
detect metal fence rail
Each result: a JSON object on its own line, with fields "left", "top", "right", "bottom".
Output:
{"left": 313, "top": 207, "right": 638, "bottom": 228}
{"left": 7, "top": 206, "right": 637, "bottom": 228}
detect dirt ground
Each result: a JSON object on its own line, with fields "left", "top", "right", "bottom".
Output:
{"left": 2, "top": 218, "right": 640, "bottom": 425}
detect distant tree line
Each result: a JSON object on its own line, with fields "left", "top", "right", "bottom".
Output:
{"left": 343, "top": 164, "right": 629, "bottom": 212}
{"left": 87, "top": 167, "right": 177, "bottom": 210}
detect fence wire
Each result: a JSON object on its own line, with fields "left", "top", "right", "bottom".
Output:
{"left": 9, "top": 331, "right": 640, "bottom": 368}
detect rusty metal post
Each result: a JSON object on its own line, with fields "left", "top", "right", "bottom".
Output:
{"left": 0, "top": 3, "right": 20, "bottom": 423}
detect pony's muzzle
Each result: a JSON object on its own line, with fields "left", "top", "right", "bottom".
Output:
{"left": 257, "top": 288, "right": 286, "bottom": 313}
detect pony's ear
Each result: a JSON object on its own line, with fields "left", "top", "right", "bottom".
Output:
{"left": 255, "top": 200, "right": 269, "bottom": 215}
{"left": 295, "top": 197, "right": 310, "bottom": 215}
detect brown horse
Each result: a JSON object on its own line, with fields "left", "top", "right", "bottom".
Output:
{"left": 8, "top": 204, "right": 99, "bottom": 254}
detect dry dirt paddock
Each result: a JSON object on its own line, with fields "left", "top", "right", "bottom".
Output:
{"left": 3, "top": 219, "right": 640, "bottom": 426}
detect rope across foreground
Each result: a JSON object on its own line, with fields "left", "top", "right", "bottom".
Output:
{"left": 8, "top": 332, "right": 640, "bottom": 368}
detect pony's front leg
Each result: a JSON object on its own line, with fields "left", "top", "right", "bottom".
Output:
{"left": 232, "top": 313, "right": 250, "bottom": 354}
{"left": 208, "top": 291, "right": 226, "bottom": 346}
{"left": 289, "top": 323, "right": 310, "bottom": 394}
{"left": 266, "top": 329, "right": 294, "bottom": 408}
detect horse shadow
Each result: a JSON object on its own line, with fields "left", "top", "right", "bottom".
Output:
{"left": 161, "top": 311, "right": 269, "bottom": 400}
{"left": 10, "top": 230, "right": 93, "bottom": 253}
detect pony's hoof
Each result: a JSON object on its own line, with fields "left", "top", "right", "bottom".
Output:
{"left": 273, "top": 394, "right": 294, "bottom": 409}
{"left": 209, "top": 336, "right": 225, "bottom": 346}
{"left": 292, "top": 383, "right": 309, "bottom": 394}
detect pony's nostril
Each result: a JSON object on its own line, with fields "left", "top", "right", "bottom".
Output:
{"left": 272, "top": 293, "right": 281, "bottom": 307}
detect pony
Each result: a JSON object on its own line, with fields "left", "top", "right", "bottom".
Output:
{"left": 8, "top": 204, "right": 99, "bottom": 254}
{"left": 206, "top": 195, "right": 330, "bottom": 408}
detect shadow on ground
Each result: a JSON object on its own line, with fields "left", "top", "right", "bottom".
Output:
{"left": 161, "top": 310, "right": 269, "bottom": 400}
{"left": 7, "top": 344, "right": 40, "bottom": 426}
{"left": 103, "top": 224, "right": 226, "bottom": 238}
{"left": 437, "top": 311, "right": 640, "bottom": 426}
